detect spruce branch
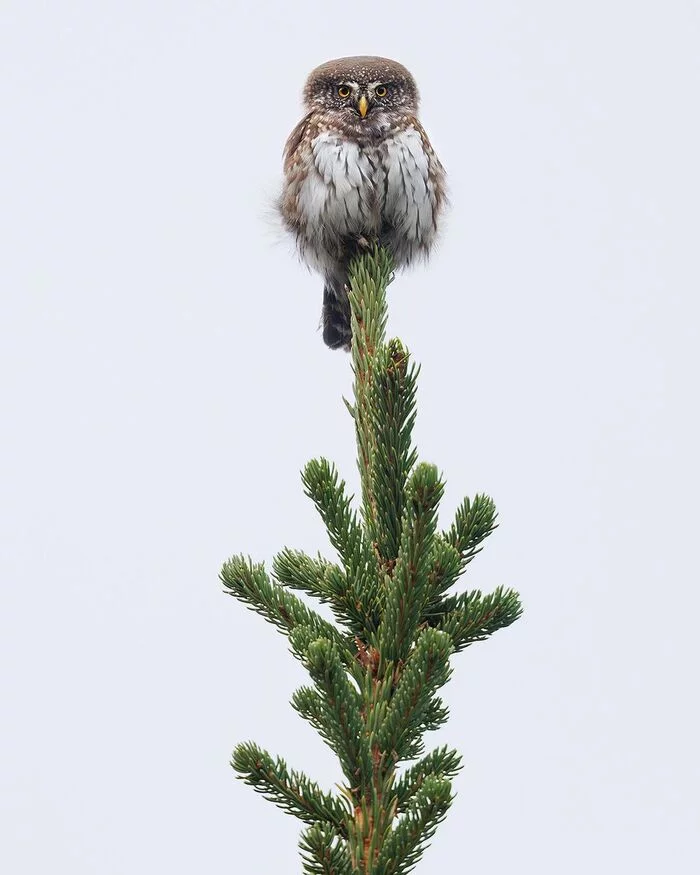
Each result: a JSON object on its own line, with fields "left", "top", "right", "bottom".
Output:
{"left": 273, "top": 548, "right": 369, "bottom": 635}
{"left": 273, "top": 548, "right": 338, "bottom": 602}
{"left": 417, "top": 696, "right": 450, "bottom": 735}
{"left": 427, "top": 586, "right": 524, "bottom": 651}
{"left": 395, "top": 696, "right": 452, "bottom": 762}
{"left": 299, "top": 823, "right": 353, "bottom": 875}
{"left": 301, "top": 459, "right": 366, "bottom": 570}
{"left": 302, "top": 459, "right": 381, "bottom": 631}
{"left": 393, "top": 747, "right": 463, "bottom": 814}
{"left": 291, "top": 685, "right": 336, "bottom": 747}
{"left": 220, "top": 556, "right": 355, "bottom": 666}
{"left": 430, "top": 494, "right": 499, "bottom": 597}
{"left": 378, "top": 462, "right": 444, "bottom": 665}
{"left": 364, "top": 338, "right": 420, "bottom": 562}
{"left": 375, "top": 776, "right": 453, "bottom": 875}
{"left": 289, "top": 629, "right": 370, "bottom": 785}
{"left": 448, "top": 494, "right": 499, "bottom": 562}
{"left": 232, "top": 742, "right": 349, "bottom": 832}
{"left": 425, "top": 537, "right": 463, "bottom": 601}
{"left": 377, "top": 628, "right": 453, "bottom": 761}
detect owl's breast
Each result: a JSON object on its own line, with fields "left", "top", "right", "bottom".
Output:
{"left": 379, "top": 127, "right": 441, "bottom": 260}
{"left": 296, "top": 132, "right": 382, "bottom": 238}
{"left": 288, "top": 124, "right": 444, "bottom": 270}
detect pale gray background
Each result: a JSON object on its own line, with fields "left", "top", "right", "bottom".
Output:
{"left": 1, "top": 1, "right": 698, "bottom": 872}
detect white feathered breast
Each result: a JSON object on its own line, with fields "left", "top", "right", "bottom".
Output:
{"left": 295, "top": 125, "right": 440, "bottom": 267}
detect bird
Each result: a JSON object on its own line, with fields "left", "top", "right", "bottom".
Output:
{"left": 278, "top": 56, "right": 446, "bottom": 350}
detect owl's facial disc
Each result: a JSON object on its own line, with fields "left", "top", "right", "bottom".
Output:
{"left": 304, "top": 58, "right": 419, "bottom": 124}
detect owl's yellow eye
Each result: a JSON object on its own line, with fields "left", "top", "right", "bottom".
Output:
{"left": 337, "top": 85, "right": 351, "bottom": 98}
{"left": 375, "top": 85, "right": 388, "bottom": 98}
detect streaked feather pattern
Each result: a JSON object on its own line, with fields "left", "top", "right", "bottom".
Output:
{"left": 279, "top": 56, "right": 446, "bottom": 349}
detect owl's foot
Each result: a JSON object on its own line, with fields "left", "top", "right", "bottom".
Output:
{"left": 355, "top": 235, "right": 373, "bottom": 251}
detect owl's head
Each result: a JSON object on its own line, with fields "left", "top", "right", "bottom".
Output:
{"left": 303, "top": 56, "right": 419, "bottom": 133}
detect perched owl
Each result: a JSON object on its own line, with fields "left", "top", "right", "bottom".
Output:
{"left": 279, "top": 56, "right": 446, "bottom": 350}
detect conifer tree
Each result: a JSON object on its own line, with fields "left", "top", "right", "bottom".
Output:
{"left": 221, "top": 247, "right": 522, "bottom": 874}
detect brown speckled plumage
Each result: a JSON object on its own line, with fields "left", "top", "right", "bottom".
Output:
{"left": 279, "top": 56, "right": 446, "bottom": 349}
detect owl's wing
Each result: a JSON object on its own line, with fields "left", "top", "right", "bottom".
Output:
{"left": 283, "top": 113, "right": 315, "bottom": 173}
{"left": 410, "top": 119, "right": 447, "bottom": 213}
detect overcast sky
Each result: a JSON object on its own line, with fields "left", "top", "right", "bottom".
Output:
{"left": 1, "top": 2, "right": 699, "bottom": 873}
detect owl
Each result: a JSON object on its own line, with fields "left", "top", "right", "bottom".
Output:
{"left": 279, "top": 56, "right": 446, "bottom": 350}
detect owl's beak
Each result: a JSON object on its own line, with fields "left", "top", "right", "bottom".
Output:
{"left": 357, "top": 94, "right": 369, "bottom": 118}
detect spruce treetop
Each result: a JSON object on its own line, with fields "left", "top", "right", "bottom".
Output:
{"left": 222, "top": 247, "right": 522, "bottom": 874}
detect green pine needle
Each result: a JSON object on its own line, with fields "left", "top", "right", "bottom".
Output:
{"left": 379, "top": 463, "right": 445, "bottom": 664}
{"left": 289, "top": 630, "right": 369, "bottom": 785}
{"left": 428, "top": 586, "right": 524, "bottom": 651}
{"left": 376, "top": 776, "right": 453, "bottom": 875}
{"left": 301, "top": 459, "right": 381, "bottom": 631}
{"left": 393, "top": 747, "right": 463, "bottom": 813}
{"left": 378, "top": 628, "right": 453, "bottom": 760}
{"left": 232, "top": 742, "right": 349, "bottom": 832}
{"left": 299, "top": 823, "right": 353, "bottom": 875}
{"left": 220, "top": 555, "right": 356, "bottom": 668}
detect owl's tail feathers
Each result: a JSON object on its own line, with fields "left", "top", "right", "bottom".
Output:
{"left": 321, "top": 280, "right": 352, "bottom": 351}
